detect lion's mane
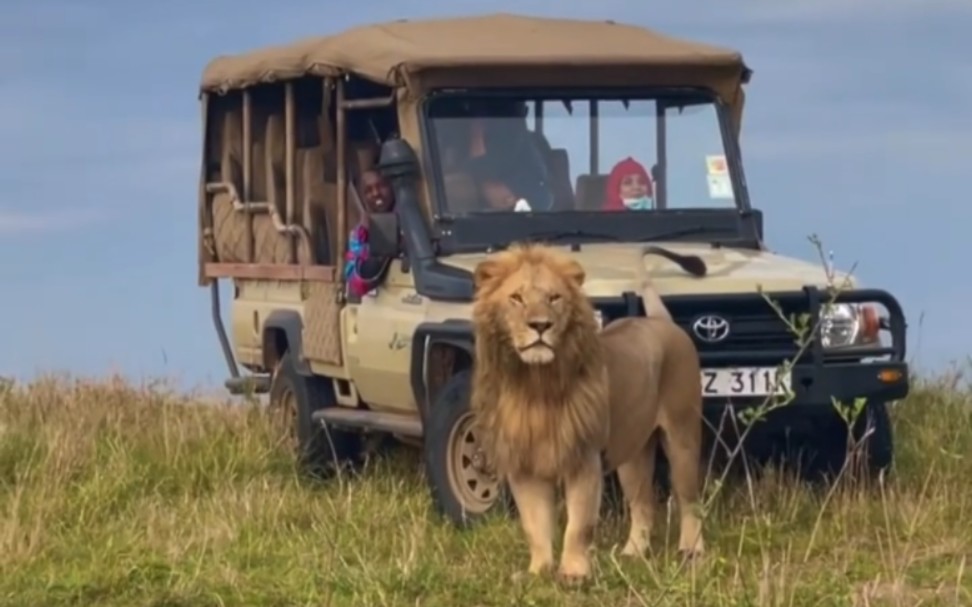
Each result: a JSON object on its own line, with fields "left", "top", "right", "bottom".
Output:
{"left": 470, "top": 243, "right": 610, "bottom": 481}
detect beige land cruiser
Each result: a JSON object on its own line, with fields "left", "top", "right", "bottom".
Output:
{"left": 197, "top": 14, "right": 910, "bottom": 526}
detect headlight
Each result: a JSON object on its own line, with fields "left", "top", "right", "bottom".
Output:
{"left": 820, "top": 303, "right": 879, "bottom": 349}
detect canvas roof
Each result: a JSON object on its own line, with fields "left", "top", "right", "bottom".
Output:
{"left": 199, "top": 13, "right": 750, "bottom": 98}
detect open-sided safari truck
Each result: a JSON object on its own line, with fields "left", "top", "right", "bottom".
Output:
{"left": 197, "top": 14, "right": 910, "bottom": 525}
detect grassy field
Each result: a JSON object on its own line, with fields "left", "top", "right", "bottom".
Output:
{"left": 1, "top": 372, "right": 971, "bottom": 607}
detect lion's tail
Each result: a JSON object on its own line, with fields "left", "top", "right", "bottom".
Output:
{"left": 638, "top": 245, "right": 705, "bottom": 322}
{"left": 640, "top": 281, "right": 673, "bottom": 322}
{"left": 642, "top": 245, "right": 707, "bottom": 277}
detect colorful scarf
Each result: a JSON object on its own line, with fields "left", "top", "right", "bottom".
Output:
{"left": 343, "top": 222, "right": 372, "bottom": 298}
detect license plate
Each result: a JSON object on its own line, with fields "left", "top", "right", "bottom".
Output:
{"left": 700, "top": 367, "right": 791, "bottom": 397}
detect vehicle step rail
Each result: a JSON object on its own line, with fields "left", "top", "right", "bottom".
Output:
{"left": 225, "top": 375, "right": 271, "bottom": 395}
{"left": 312, "top": 407, "right": 423, "bottom": 438}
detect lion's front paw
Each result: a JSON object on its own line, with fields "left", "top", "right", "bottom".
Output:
{"left": 677, "top": 535, "right": 705, "bottom": 560}
{"left": 620, "top": 540, "right": 647, "bottom": 558}
{"left": 557, "top": 554, "right": 592, "bottom": 584}
{"left": 511, "top": 567, "right": 548, "bottom": 585}
{"left": 556, "top": 568, "right": 592, "bottom": 587}
{"left": 527, "top": 556, "right": 555, "bottom": 576}
{"left": 677, "top": 544, "right": 705, "bottom": 563}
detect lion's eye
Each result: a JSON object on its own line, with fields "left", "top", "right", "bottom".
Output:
{"left": 510, "top": 293, "right": 524, "bottom": 304}
{"left": 548, "top": 293, "right": 562, "bottom": 304}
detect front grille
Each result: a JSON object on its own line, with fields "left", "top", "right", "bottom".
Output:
{"left": 594, "top": 286, "right": 906, "bottom": 368}
{"left": 667, "top": 299, "right": 807, "bottom": 362}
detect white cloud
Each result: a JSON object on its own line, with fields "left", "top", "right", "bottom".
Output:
{"left": 0, "top": 208, "right": 107, "bottom": 234}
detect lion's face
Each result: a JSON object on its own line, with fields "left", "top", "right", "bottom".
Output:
{"left": 473, "top": 244, "right": 592, "bottom": 366}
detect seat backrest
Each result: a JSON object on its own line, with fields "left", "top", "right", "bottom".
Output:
{"left": 262, "top": 113, "right": 321, "bottom": 262}
{"left": 315, "top": 114, "right": 337, "bottom": 182}
{"left": 298, "top": 147, "right": 335, "bottom": 265}
{"left": 574, "top": 174, "right": 609, "bottom": 211}
{"left": 546, "top": 147, "right": 574, "bottom": 210}
{"left": 346, "top": 139, "right": 380, "bottom": 229}
{"left": 348, "top": 140, "right": 379, "bottom": 181}
{"left": 219, "top": 107, "right": 268, "bottom": 202}
{"left": 441, "top": 170, "right": 481, "bottom": 215}
{"left": 220, "top": 109, "right": 243, "bottom": 193}
{"left": 352, "top": 180, "right": 371, "bottom": 230}
{"left": 263, "top": 113, "right": 293, "bottom": 222}
{"left": 297, "top": 136, "right": 371, "bottom": 265}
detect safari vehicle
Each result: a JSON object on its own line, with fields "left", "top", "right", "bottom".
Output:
{"left": 197, "top": 14, "right": 910, "bottom": 525}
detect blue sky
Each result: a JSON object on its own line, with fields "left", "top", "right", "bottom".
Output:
{"left": 1, "top": 0, "right": 969, "bottom": 390}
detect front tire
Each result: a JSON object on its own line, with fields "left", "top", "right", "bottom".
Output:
{"left": 798, "top": 400, "right": 895, "bottom": 482}
{"left": 423, "top": 370, "right": 511, "bottom": 527}
{"left": 845, "top": 400, "right": 894, "bottom": 479}
{"left": 268, "top": 351, "right": 362, "bottom": 478}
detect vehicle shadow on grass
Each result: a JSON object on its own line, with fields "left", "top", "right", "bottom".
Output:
{"left": 317, "top": 412, "right": 872, "bottom": 521}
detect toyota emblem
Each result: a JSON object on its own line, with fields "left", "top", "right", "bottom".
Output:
{"left": 692, "top": 314, "right": 730, "bottom": 343}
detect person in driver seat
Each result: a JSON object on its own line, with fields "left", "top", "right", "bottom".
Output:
{"left": 465, "top": 144, "right": 552, "bottom": 212}
{"left": 479, "top": 174, "right": 534, "bottom": 212}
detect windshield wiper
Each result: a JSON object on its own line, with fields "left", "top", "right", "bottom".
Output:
{"left": 485, "top": 226, "right": 728, "bottom": 253}
{"left": 529, "top": 229, "right": 623, "bottom": 243}
{"left": 637, "top": 225, "right": 725, "bottom": 242}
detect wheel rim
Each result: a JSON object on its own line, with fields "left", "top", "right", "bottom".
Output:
{"left": 446, "top": 412, "right": 500, "bottom": 514}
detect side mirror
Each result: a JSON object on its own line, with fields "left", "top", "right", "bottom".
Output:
{"left": 368, "top": 212, "right": 400, "bottom": 258}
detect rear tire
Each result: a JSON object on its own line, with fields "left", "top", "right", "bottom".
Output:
{"left": 268, "top": 351, "right": 362, "bottom": 479}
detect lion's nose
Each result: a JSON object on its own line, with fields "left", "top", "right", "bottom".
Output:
{"left": 528, "top": 320, "right": 553, "bottom": 335}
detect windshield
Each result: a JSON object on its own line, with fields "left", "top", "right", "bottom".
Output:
{"left": 424, "top": 90, "right": 743, "bottom": 217}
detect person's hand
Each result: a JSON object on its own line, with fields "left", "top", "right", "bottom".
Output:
{"left": 500, "top": 194, "right": 532, "bottom": 212}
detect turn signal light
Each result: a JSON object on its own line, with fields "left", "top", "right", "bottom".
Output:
{"left": 859, "top": 305, "right": 880, "bottom": 343}
{"left": 877, "top": 368, "right": 904, "bottom": 383}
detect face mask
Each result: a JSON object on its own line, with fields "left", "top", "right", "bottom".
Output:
{"left": 622, "top": 196, "right": 653, "bottom": 210}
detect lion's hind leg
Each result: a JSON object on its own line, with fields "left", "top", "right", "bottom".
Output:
{"left": 659, "top": 419, "right": 705, "bottom": 557}
{"left": 506, "top": 473, "right": 557, "bottom": 575}
{"left": 617, "top": 430, "right": 659, "bottom": 557}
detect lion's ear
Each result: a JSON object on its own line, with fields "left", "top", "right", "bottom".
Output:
{"left": 473, "top": 258, "right": 504, "bottom": 294}
{"left": 560, "top": 258, "right": 586, "bottom": 288}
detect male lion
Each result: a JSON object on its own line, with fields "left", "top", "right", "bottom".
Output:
{"left": 470, "top": 242, "right": 705, "bottom": 581}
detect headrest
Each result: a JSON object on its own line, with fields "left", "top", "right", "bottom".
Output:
{"left": 442, "top": 171, "right": 480, "bottom": 215}
{"left": 264, "top": 114, "right": 285, "bottom": 163}
{"left": 575, "top": 174, "right": 609, "bottom": 210}
{"left": 221, "top": 110, "right": 243, "bottom": 160}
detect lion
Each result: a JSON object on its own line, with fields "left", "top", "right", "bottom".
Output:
{"left": 470, "top": 242, "right": 706, "bottom": 581}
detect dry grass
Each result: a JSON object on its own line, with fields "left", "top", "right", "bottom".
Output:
{"left": 2, "top": 372, "right": 971, "bottom": 607}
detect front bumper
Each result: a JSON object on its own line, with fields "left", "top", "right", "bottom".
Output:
{"left": 596, "top": 286, "right": 912, "bottom": 410}
{"left": 698, "top": 361, "right": 909, "bottom": 413}
{"left": 783, "top": 360, "right": 909, "bottom": 406}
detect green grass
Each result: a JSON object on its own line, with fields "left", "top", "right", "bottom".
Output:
{"left": 2, "top": 372, "right": 971, "bottom": 606}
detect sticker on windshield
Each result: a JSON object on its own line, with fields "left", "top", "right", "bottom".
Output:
{"left": 707, "top": 174, "right": 734, "bottom": 199}
{"left": 705, "top": 154, "right": 733, "bottom": 199}
{"left": 706, "top": 154, "right": 728, "bottom": 176}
